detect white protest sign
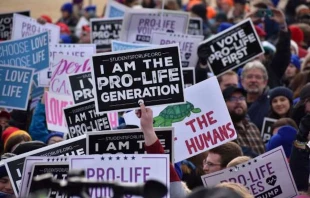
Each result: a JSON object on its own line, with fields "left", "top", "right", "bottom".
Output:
{"left": 45, "top": 91, "right": 74, "bottom": 133}
{"left": 111, "top": 40, "right": 155, "bottom": 51}
{"left": 120, "top": 9, "right": 189, "bottom": 43}
{"left": 69, "top": 154, "right": 170, "bottom": 198}
{"left": 201, "top": 147, "right": 298, "bottom": 198}
{"left": 124, "top": 77, "right": 237, "bottom": 162}
{"left": 104, "top": 0, "right": 128, "bottom": 18}
{"left": 75, "top": 16, "right": 89, "bottom": 38}
{"left": 11, "top": 13, "right": 60, "bottom": 44}
{"left": 151, "top": 31, "right": 203, "bottom": 67}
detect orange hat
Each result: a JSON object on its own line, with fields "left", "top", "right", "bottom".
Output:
{"left": 2, "top": 127, "right": 19, "bottom": 145}
{"left": 4, "top": 130, "right": 32, "bottom": 150}
{"left": 40, "top": 15, "right": 53, "bottom": 23}
{"left": 56, "top": 22, "right": 71, "bottom": 35}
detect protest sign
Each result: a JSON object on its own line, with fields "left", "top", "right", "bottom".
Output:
{"left": 0, "top": 10, "right": 30, "bottom": 40}
{"left": 0, "top": 65, "right": 34, "bottom": 110}
{"left": 70, "top": 154, "right": 170, "bottom": 198}
{"left": 0, "top": 32, "right": 49, "bottom": 72}
{"left": 68, "top": 72, "right": 93, "bottom": 104}
{"left": 87, "top": 128, "right": 174, "bottom": 161}
{"left": 26, "top": 161, "right": 69, "bottom": 197}
{"left": 90, "top": 18, "right": 122, "bottom": 52}
{"left": 4, "top": 135, "right": 86, "bottom": 196}
{"left": 201, "top": 147, "right": 298, "bottom": 198}
{"left": 197, "top": 18, "right": 264, "bottom": 76}
{"left": 75, "top": 16, "right": 89, "bottom": 38}
{"left": 111, "top": 40, "right": 154, "bottom": 51}
{"left": 124, "top": 77, "right": 237, "bottom": 162}
{"left": 45, "top": 91, "right": 74, "bottom": 133}
{"left": 120, "top": 9, "right": 189, "bottom": 43}
{"left": 151, "top": 31, "right": 203, "bottom": 67}
{"left": 64, "top": 100, "right": 111, "bottom": 139}
{"left": 11, "top": 13, "right": 60, "bottom": 44}
{"left": 187, "top": 17, "right": 203, "bottom": 36}
{"left": 91, "top": 44, "right": 185, "bottom": 113}
{"left": 30, "top": 84, "right": 44, "bottom": 110}
{"left": 261, "top": 117, "right": 278, "bottom": 143}
{"left": 104, "top": 0, "right": 128, "bottom": 18}
{"left": 182, "top": 67, "right": 196, "bottom": 88}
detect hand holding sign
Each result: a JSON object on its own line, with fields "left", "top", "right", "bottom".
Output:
{"left": 138, "top": 104, "right": 158, "bottom": 146}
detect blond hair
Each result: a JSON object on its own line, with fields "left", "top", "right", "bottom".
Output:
{"left": 227, "top": 156, "right": 252, "bottom": 168}
{"left": 217, "top": 182, "right": 254, "bottom": 198}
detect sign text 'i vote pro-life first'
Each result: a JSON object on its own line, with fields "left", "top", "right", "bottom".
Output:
{"left": 91, "top": 44, "right": 185, "bottom": 112}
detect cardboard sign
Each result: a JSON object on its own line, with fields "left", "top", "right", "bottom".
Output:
{"left": 0, "top": 65, "right": 34, "bottom": 110}
{"left": 0, "top": 32, "right": 49, "bottom": 72}
{"left": 45, "top": 91, "right": 74, "bottom": 133}
{"left": 0, "top": 10, "right": 30, "bottom": 40}
{"left": 201, "top": 147, "right": 298, "bottom": 198}
{"left": 111, "top": 40, "right": 154, "bottom": 51}
{"left": 187, "top": 17, "right": 203, "bottom": 36}
{"left": 69, "top": 154, "right": 170, "bottom": 198}
{"left": 86, "top": 128, "right": 174, "bottom": 161}
{"left": 182, "top": 67, "right": 196, "bottom": 88}
{"left": 11, "top": 13, "right": 60, "bottom": 44}
{"left": 261, "top": 117, "right": 278, "bottom": 143}
{"left": 150, "top": 31, "right": 203, "bottom": 67}
{"left": 120, "top": 9, "right": 189, "bottom": 43}
{"left": 4, "top": 135, "right": 86, "bottom": 196}
{"left": 90, "top": 18, "right": 122, "bottom": 52}
{"left": 68, "top": 72, "right": 93, "bottom": 104}
{"left": 27, "top": 162, "right": 69, "bottom": 197}
{"left": 64, "top": 100, "right": 111, "bottom": 139}
{"left": 91, "top": 44, "right": 185, "bottom": 113}
{"left": 198, "top": 18, "right": 264, "bottom": 76}
{"left": 124, "top": 77, "right": 237, "bottom": 162}
{"left": 104, "top": 0, "right": 128, "bottom": 18}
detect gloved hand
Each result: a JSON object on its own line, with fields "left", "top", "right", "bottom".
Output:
{"left": 296, "top": 114, "right": 310, "bottom": 142}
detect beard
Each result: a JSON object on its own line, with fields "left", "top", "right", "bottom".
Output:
{"left": 245, "top": 84, "right": 261, "bottom": 94}
{"left": 229, "top": 107, "right": 247, "bottom": 123}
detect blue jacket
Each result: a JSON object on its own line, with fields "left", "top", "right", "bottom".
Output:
{"left": 29, "top": 102, "right": 49, "bottom": 142}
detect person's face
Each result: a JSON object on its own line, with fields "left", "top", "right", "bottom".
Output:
{"left": 79, "top": 31, "right": 90, "bottom": 43}
{"left": 0, "top": 117, "right": 9, "bottom": 130}
{"left": 285, "top": 64, "right": 298, "bottom": 79}
{"left": 305, "top": 99, "right": 310, "bottom": 113}
{"left": 271, "top": 96, "right": 290, "bottom": 117}
{"left": 220, "top": 75, "right": 238, "bottom": 91}
{"left": 226, "top": 92, "right": 247, "bottom": 121}
{"left": 48, "top": 136, "right": 63, "bottom": 145}
{"left": 241, "top": 68, "right": 267, "bottom": 95}
{"left": 203, "top": 153, "right": 223, "bottom": 174}
{"left": 0, "top": 176, "right": 14, "bottom": 195}
{"left": 234, "top": 3, "right": 245, "bottom": 15}
{"left": 290, "top": 46, "right": 297, "bottom": 55}
{"left": 221, "top": 3, "right": 231, "bottom": 13}
{"left": 62, "top": 11, "right": 70, "bottom": 18}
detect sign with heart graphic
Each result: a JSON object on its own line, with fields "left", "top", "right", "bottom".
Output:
{"left": 201, "top": 147, "right": 298, "bottom": 198}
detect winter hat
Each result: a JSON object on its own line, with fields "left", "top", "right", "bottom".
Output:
{"left": 215, "top": 11, "right": 228, "bottom": 22}
{"left": 289, "top": 25, "right": 304, "bottom": 46}
{"left": 290, "top": 54, "right": 301, "bottom": 70}
{"left": 217, "top": 22, "right": 233, "bottom": 33}
{"left": 61, "top": 2, "right": 73, "bottom": 14}
{"left": 85, "top": 5, "right": 96, "bottom": 13}
{"left": 60, "top": 34, "right": 72, "bottom": 43}
{"left": 12, "top": 141, "right": 46, "bottom": 155}
{"left": 45, "top": 132, "right": 64, "bottom": 144}
{"left": 255, "top": 25, "right": 266, "bottom": 37}
{"left": 290, "top": 40, "right": 299, "bottom": 55}
{"left": 191, "top": 4, "right": 207, "bottom": 21}
{"left": 40, "top": 15, "right": 52, "bottom": 23}
{"left": 57, "top": 22, "right": 71, "bottom": 35}
{"left": 73, "top": 0, "right": 83, "bottom": 4}
{"left": 9, "top": 110, "right": 28, "bottom": 131}
{"left": 262, "top": 41, "right": 276, "bottom": 54}
{"left": 82, "top": 25, "right": 90, "bottom": 32}
{"left": 269, "top": 87, "right": 293, "bottom": 104}
{"left": 266, "top": 126, "right": 297, "bottom": 158}
{"left": 3, "top": 130, "right": 31, "bottom": 151}
{"left": 300, "top": 83, "right": 310, "bottom": 101}
{"left": 1, "top": 127, "right": 19, "bottom": 145}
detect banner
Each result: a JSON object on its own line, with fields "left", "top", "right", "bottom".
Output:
{"left": 64, "top": 100, "right": 111, "bottom": 139}
{"left": 261, "top": 117, "right": 278, "bottom": 143}
{"left": 0, "top": 65, "right": 34, "bottom": 110}
{"left": 124, "top": 77, "right": 237, "bottom": 162}
{"left": 68, "top": 72, "right": 93, "bottom": 104}
{"left": 198, "top": 18, "right": 264, "bottom": 76}
{"left": 182, "top": 67, "right": 196, "bottom": 88}
{"left": 4, "top": 135, "right": 86, "bottom": 196}
{"left": 187, "top": 17, "right": 203, "bottom": 36}
{"left": 104, "top": 0, "right": 128, "bottom": 18}
{"left": 120, "top": 9, "right": 189, "bottom": 43}
{"left": 11, "top": 13, "right": 60, "bottom": 44}
{"left": 201, "top": 147, "right": 298, "bottom": 198}
{"left": 0, "top": 10, "right": 30, "bottom": 40}
{"left": 87, "top": 127, "right": 174, "bottom": 161}
{"left": 0, "top": 32, "right": 49, "bottom": 72}
{"left": 69, "top": 154, "right": 170, "bottom": 198}
{"left": 150, "top": 31, "right": 203, "bottom": 67}
{"left": 90, "top": 18, "right": 122, "bottom": 52}
{"left": 91, "top": 44, "right": 185, "bottom": 113}
{"left": 45, "top": 91, "right": 74, "bottom": 132}
{"left": 111, "top": 40, "right": 154, "bottom": 51}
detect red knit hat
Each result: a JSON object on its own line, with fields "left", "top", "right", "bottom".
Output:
{"left": 2, "top": 127, "right": 19, "bottom": 145}
{"left": 56, "top": 22, "right": 71, "bottom": 35}
{"left": 289, "top": 25, "right": 304, "bottom": 46}
{"left": 4, "top": 130, "right": 32, "bottom": 151}
{"left": 40, "top": 15, "right": 53, "bottom": 23}
{"left": 255, "top": 25, "right": 266, "bottom": 37}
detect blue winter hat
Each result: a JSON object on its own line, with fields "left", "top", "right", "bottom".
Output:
{"left": 85, "top": 5, "right": 96, "bottom": 12}
{"left": 217, "top": 22, "right": 233, "bottom": 33}
{"left": 266, "top": 126, "right": 297, "bottom": 158}
{"left": 45, "top": 132, "right": 64, "bottom": 144}
{"left": 61, "top": 2, "right": 73, "bottom": 14}
{"left": 290, "top": 54, "right": 301, "bottom": 70}
{"left": 60, "top": 34, "right": 72, "bottom": 43}
{"left": 269, "top": 87, "right": 294, "bottom": 104}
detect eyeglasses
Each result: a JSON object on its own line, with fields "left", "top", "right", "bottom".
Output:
{"left": 203, "top": 160, "right": 222, "bottom": 167}
{"left": 227, "top": 96, "right": 246, "bottom": 102}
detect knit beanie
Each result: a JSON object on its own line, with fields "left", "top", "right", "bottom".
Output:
{"left": 61, "top": 2, "right": 73, "bottom": 14}
{"left": 289, "top": 25, "right": 304, "bottom": 46}
{"left": 217, "top": 22, "right": 233, "bottom": 33}
{"left": 262, "top": 41, "right": 276, "bottom": 55}
{"left": 12, "top": 141, "right": 46, "bottom": 155}
{"left": 290, "top": 54, "right": 301, "bottom": 70}
{"left": 191, "top": 4, "right": 207, "bottom": 21}
{"left": 85, "top": 5, "right": 96, "bottom": 13}
{"left": 1, "top": 127, "right": 19, "bottom": 146}
{"left": 269, "top": 87, "right": 294, "bottom": 104}
{"left": 45, "top": 132, "right": 64, "bottom": 144}
{"left": 57, "top": 22, "right": 71, "bottom": 35}
{"left": 4, "top": 130, "right": 31, "bottom": 151}
{"left": 40, "top": 15, "right": 52, "bottom": 23}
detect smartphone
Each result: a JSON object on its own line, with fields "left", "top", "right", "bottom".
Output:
{"left": 255, "top": 9, "right": 274, "bottom": 18}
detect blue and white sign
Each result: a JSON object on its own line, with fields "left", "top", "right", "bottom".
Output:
{"left": 0, "top": 32, "right": 49, "bottom": 73}
{"left": 0, "top": 65, "right": 34, "bottom": 110}
{"left": 104, "top": 0, "right": 128, "bottom": 18}
{"left": 111, "top": 40, "right": 154, "bottom": 51}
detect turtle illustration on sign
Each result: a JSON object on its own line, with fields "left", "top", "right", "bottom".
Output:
{"left": 153, "top": 101, "right": 201, "bottom": 127}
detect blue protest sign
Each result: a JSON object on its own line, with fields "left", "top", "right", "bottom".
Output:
{"left": 0, "top": 65, "right": 34, "bottom": 110}
{"left": 104, "top": 0, "right": 127, "bottom": 18}
{"left": 0, "top": 32, "right": 49, "bottom": 73}
{"left": 111, "top": 40, "right": 154, "bottom": 51}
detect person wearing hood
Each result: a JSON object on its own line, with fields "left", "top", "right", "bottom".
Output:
{"left": 283, "top": 55, "right": 301, "bottom": 87}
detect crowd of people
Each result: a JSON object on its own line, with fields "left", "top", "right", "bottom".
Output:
{"left": 1, "top": 0, "right": 310, "bottom": 197}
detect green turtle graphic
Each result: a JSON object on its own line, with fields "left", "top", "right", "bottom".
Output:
{"left": 153, "top": 101, "right": 201, "bottom": 127}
